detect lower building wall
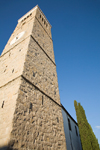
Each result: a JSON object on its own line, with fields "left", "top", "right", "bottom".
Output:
{"left": 0, "top": 77, "right": 21, "bottom": 148}
{"left": 8, "top": 77, "right": 67, "bottom": 150}
{"left": 62, "top": 108, "right": 82, "bottom": 150}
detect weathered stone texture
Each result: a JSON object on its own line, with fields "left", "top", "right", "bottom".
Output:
{"left": 0, "top": 37, "right": 29, "bottom": 87}
{"left": 36, "top": 7, "right": 52, "bottom": 37}
{"left": 0, "top": 5, "right": 67, "bottom": 150}
{"left": 31, "top": 17, "right": 55, "bottom": 62}
{"left": 2, "top": 7, "right": 52, "bottom": 57}
{"left": 9, "top": 77, "right": 66, "bottom": 150}
{"left": 23, "top": 36, "right": 60, "bottom": 104}
{"left": 0, "top": 77, "right": 21, "bottom": 147}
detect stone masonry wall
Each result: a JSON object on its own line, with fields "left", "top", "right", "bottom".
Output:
{"left": 31, "top": 17, "right": 55, "bottom": 63}
{"left": 0, "top": 37, "right": 30, "bottom": 87}
{"left": 0, "top": 77, "right": 21, "bottom": 147}
{"left": 0, "top": 6, "right": 67, "bottom": 150}
{"left": 9, "top": 77, "right": 67, "bottom": 150}
{"left": 36, "top": 7, "right": 51, "bottom": 37}
{"left": 2, "top": 6, "right": 52, "bottom": 57}
{"left": 23, "top": 36, "right": 60, "bottom": 105}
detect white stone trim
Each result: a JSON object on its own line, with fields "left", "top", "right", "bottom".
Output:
{"left": 10, "top": 31, "right": 25, "bottom": 45}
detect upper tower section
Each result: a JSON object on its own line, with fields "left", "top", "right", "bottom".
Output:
{"left": 0, "top": 5, "right": 59, "bottom": 103}
{"left": 1, "top": 5, "right": 54, "bottom": 63}
{"left": 18, "top": 5, "right": 52, "bottom": 37}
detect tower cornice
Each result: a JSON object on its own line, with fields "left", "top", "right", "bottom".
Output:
{"left": 18, "top": 5, "right": 52, "bottom": 28}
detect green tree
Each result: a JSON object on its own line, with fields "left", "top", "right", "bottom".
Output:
{"left": 74, "top": 100, "right": 100, "bottom": 150}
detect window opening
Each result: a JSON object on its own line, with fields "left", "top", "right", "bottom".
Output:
{"left": 57, "top": 117, "right": 59, "bottom": 123}
{"left": 75, "top": 126, "right": 78, "bottom": 136}
{"left": 1, "top": 101, "right": 4, "bottom": 108}
{"left": 12, "top": 69, "right": 14, "bottom": 73}
{"left": 29, "top": 102, "right": 32, "bottom": 110}
{"left": 33, "top": 71, "right": 35, "bottom": 77}
{"left": 68, "top": 118, "right": 72, "bottom": 131}
{"left": 42, "top": 96, "right": 43, "bottom": 105}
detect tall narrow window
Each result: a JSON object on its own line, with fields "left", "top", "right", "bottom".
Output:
{"left": 1, "top": 101, "right": 4, "bottom": 108}
{"left": 75, "top": 126, "right": 78, "bottom": 136}
{"left": 42, "top": 96, "right": 43, "bottom": 105}
{"left": 68, "top": 118, "right": 71, "bottom": 131}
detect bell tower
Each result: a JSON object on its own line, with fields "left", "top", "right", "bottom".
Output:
{"left": 0, "top": 5, "right": 67, "bottom": 149}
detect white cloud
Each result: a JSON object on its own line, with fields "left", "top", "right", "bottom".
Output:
{"left": 95, "top": 126, "right": 100, "bottom": 129}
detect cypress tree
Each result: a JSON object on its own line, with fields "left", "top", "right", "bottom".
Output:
{"left": 74, "top": 100, "right": 100, "bottom": 150}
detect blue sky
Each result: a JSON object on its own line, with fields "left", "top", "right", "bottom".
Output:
{"left": 0, "top": 0, "right": 100, "bottom": 144}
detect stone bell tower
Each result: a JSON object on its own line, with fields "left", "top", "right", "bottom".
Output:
{"left": 0, "top": 5, "right": 67, "bottom": 149}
